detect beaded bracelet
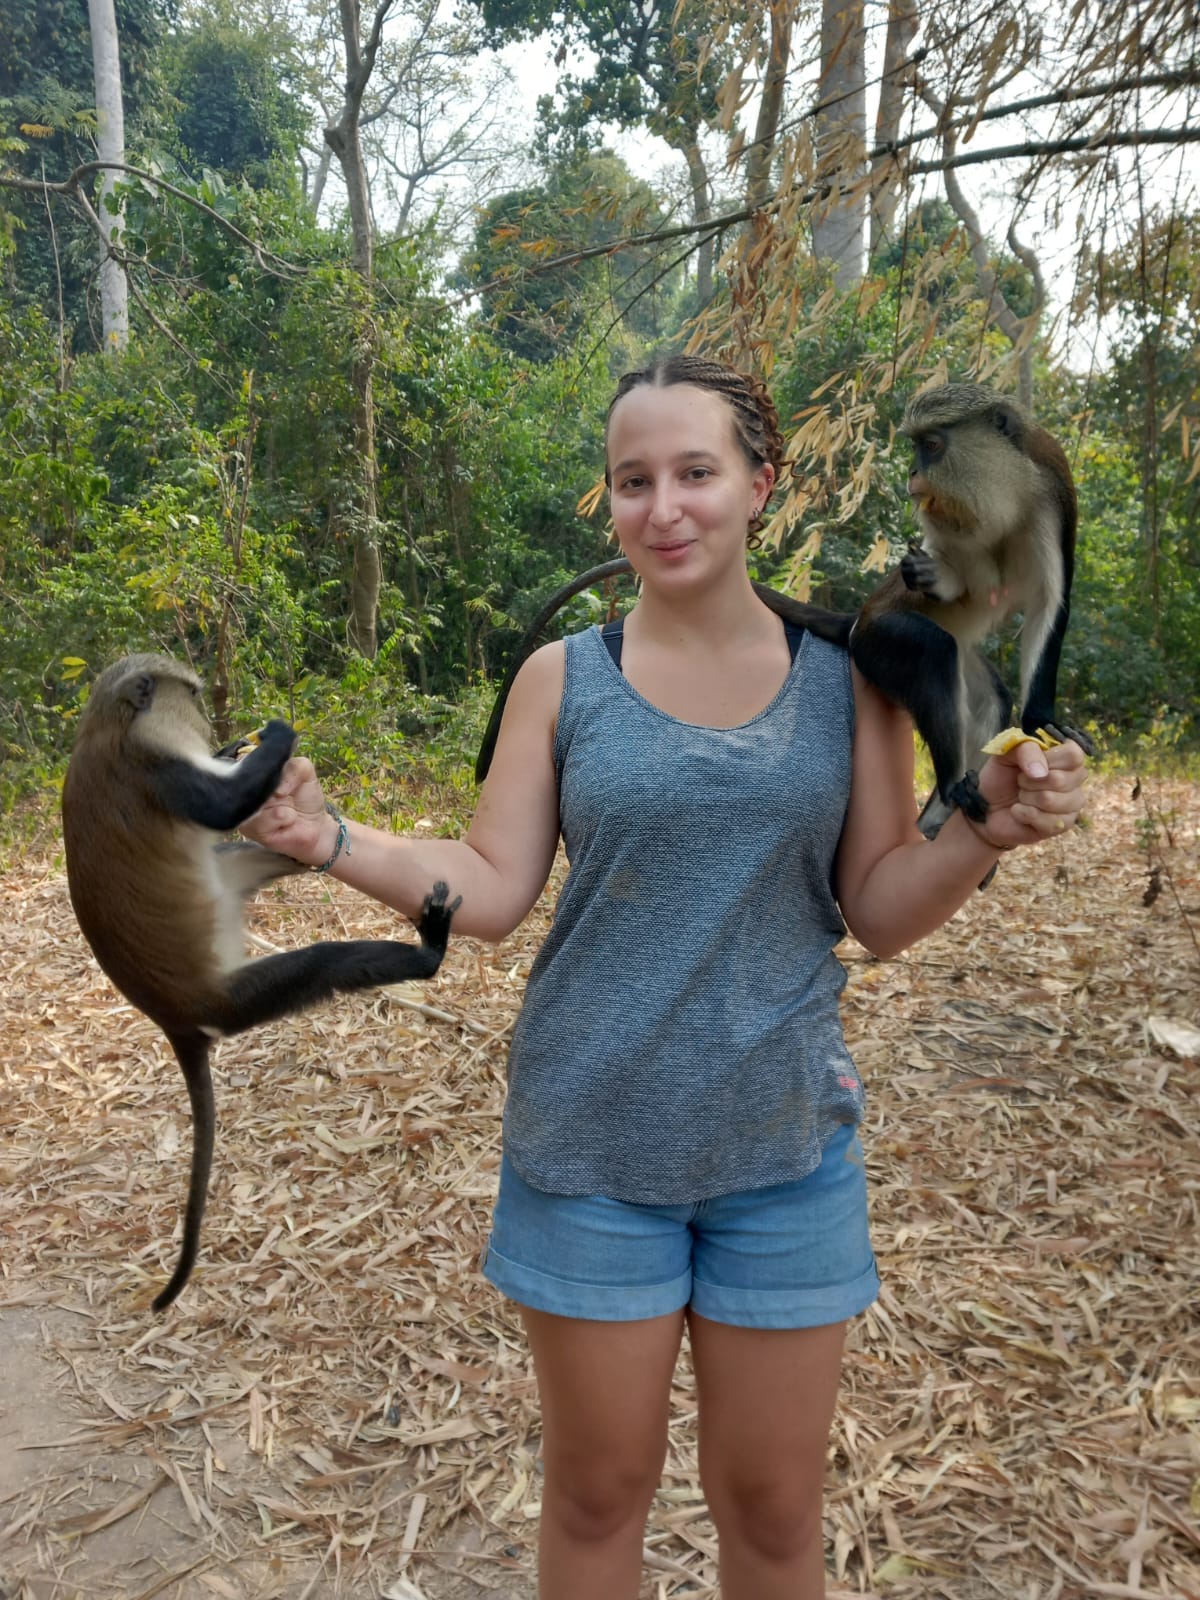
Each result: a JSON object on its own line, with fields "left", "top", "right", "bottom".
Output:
{"left": 314, "top": 802, "right": 351, "bottom": 873}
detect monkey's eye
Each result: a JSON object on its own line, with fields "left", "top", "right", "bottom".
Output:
{"left": 915, "top": 431, "right": 946, "bottom": 466}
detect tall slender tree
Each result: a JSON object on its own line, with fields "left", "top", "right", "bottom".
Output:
{"left": 323, "top": 0, "right": 394, "bottom": 658}
{"left": 87, "top": 0, "right": 129, "bottom": 349}
{"left": 811, "top": 0, "right": 867, "bottom": 288}
{"left": 869, "top": 0, "right": 919, "bottom": 254}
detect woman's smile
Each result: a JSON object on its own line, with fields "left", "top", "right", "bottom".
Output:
{"left": 606, "top": 383, "right": 773, "bottom": 587}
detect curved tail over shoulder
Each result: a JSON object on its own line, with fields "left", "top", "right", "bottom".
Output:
{"left": 474, "top": 558, "right": 853, "bottom": 782}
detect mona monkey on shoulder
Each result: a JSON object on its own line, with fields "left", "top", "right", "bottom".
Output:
{"left": 475, "top": 382, "right": 1093, "bottom": 835}
{"left": 62, "top": 653, "right": 460, "bottom": 1311}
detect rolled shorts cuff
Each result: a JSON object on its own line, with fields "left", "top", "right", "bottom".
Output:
{"left": 690, "top": 1255, "right": 881, "bottom": 1330}
{"left": 480, "top": 1242, "right": 692, "bottom": 1323}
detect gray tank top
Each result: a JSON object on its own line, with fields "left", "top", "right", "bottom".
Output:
{"left": 503, "top": 621, "right": 865, "bottom": 1203}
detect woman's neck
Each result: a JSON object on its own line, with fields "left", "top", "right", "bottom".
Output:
{"left": 628, "top": 567, "right": 776, "bottom": 651}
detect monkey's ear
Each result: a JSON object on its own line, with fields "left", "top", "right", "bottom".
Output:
{"left": 112, "top": 667, "right": 157, "bottom": 712}
{"left": 992, "top": 402, "right": 1025, "bottom": 446}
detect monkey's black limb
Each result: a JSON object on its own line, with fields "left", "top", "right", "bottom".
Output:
{"left": 848, "top": 610, "right": 975, "bottom": 808}
{"left": 148, "top": 719, "right": 297, "bottom": 831}
{"left": 219, "top": 883, "right": 461, "bottom": 1034}
{"left": 899, "top": 545, "right": 941, "bottom": 593}
{"left": 945, "top": 770, "right": 989, "bottom": 823}
{"left": 153, "top": 1032, "right": 215, "bottom": 1312}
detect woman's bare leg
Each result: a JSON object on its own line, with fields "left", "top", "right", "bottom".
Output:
{"left": 688, "top": 1312, "right": 847, "bottom": 1600}
{"left": 521, "top": 1306, "right": 685, "bottom": 1600}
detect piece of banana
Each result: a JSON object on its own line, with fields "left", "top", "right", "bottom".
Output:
{"left": 980, "top": 726, "right": 1061, "bottom": 756}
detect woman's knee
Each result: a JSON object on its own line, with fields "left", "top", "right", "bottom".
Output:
{"left": 545, "top": 1450, "right": 663, "bottom": 1543}
{"left": 705, "top": 1472, "right": 825, "bottom": 1563}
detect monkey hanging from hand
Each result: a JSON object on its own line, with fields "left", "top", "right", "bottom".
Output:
{"left": 475, "top": 381, "right": 1093, "bottom": 831}
{"left": 62, "top": 653, "right": 461, "bottom": 1311}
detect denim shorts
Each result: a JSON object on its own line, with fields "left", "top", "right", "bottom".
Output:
{"left": 480, "top": 1121, "right": 879, "bottom": 1329}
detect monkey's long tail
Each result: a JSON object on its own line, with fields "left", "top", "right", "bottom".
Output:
{"left": 153, "top": 1032, "right": 214, "bottom": 1312}
{"left": 475, "top": 557, "right": 634, "bottom": 782}
{"left": 474, "top": 558, "right": 854, "bottom": 782}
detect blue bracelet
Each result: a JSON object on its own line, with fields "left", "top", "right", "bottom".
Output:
{"left": 314, "top": 802, "right": 351, "bottom": 874}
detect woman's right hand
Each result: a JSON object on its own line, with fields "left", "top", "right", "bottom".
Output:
{"left": 241, "top": 755, "right": 338, "bottom": 866}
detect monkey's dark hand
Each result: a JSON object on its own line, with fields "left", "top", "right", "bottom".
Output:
{"left": 255, "top": 719, "right": 299, "bottom": 758}
{"left": 1041, "top": 722, "right": 1097, "bottom": 758}
{"left": 900, "top": 544, "right": 940, "bottom": 594}
{"left": 216, "top": 720, "right": 297, "bottom": 764}
{"left": 416, "top": 882, "right": 463, "bottom": 956}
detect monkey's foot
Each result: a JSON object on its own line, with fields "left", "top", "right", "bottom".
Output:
{"left": 946, "top": 771, "right": 989, "bottom": 823}
{"left": 900, "top": 545, "right": 940, "bottom": 594}
{"left": 417, "top": 881, "right": 463, "bottom": 954}
{"left": 1042, "top": 722, "right": 1097, "bottom": 757}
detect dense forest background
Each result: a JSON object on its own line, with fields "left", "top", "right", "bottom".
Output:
{"left": 1, "top": 0, "right": 1198, "bottom": 832}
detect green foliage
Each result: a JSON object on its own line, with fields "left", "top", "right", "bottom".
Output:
{"left": 161, "top": 16, "right": 308, "bottom": 186}
{"left": 466, "top": 0, "right": 729, "bottom": 162}
{"left": 0, "top": 0, "right": 172, "bottom": 342}
{"left": 3, "top": 56, "right": 1198, "bottom": 840}
{"left": 455, "top": 147, "right": 686, "bottom": 365}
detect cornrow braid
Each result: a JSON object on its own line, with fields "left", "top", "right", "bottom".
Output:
{"left": 605, "top": 356, "right": 788, "bottom": 543}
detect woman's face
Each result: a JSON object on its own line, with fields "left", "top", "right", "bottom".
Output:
{"left": 606, "top": 382, "right": 774, "bottom": 592}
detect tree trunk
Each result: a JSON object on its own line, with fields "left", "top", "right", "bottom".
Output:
{"left": 869, "top": 0, "right": 918, "bottom": 256}
{"left": 1139, "top": 336, "right": 1163, "bottom": 643}
{"left": 921, "top": 86, "right": 1044, "bottom": 407}
{"left": 308, "top": 144, "right": 334, "bottom": 215}
{"left": 325, "top": 0, "right": 393, "bottom": 659}
{"left": 681, "top": 134, "right": 714, "bottom": 306}
{"left": 811, "top": 0, "right": 866, "bottom": 290}
{"left": 745, "top": 0, "right": 793, "bottom": 217}
{"left": 87, "top": 0, "right": 129, "bottom": 350}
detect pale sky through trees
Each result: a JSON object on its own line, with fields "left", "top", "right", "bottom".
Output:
{"left": 481, "top": 9, "right": 1195, "bottom": 379}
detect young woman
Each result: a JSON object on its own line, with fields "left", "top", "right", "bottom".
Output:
{"left": 242, "top": 357, "right": 1087, "bottom": 1600}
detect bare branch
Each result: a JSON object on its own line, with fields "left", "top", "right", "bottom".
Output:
{"left": 904, "top": 123, "right": 1200, "bottom": 176}
{"left": 70, "top": 179, "right": 235, "bottom": 389}
{"left": 883, "top": 67, "right": 1200, "bottom": 159}
{"left": 451, "top": 123, "right": 1200, "bottom": 303}
{"left": 917, "top": 75, "right": 1047, "bottom": 404}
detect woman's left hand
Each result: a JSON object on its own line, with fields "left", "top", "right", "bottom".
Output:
{"left": 970, "top": 736, "right": 1088, "bottom": 850}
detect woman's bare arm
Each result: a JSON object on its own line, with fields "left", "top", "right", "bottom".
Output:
{"left": 835, "top": 667, "right": 1088, "bottom": 959}
{"left": 239, "top": 644, "right": 566, "bottom": 943}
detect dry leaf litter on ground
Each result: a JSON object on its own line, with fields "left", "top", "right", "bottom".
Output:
{"left": 0, "top": 775, "right": 1197, "bottom": 1600}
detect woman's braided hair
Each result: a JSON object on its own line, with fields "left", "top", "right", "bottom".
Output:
{"left": 605, "top": 356, "right": 787, "bottom": 543}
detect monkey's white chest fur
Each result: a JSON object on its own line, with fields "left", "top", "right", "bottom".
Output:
{"left": 197, "top": 840, "right": 250, "bottom": 975}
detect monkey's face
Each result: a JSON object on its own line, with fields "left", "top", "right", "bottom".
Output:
{"left": 906, "top": 417, "right": 1014, "bottom": 540}
{"left": 907, "top": 441, "right": 969, "bottom": 537}
{"left": 607, "top": 383, "right": 774, "bottom": 590}
{"left": 902, "top": 387, "right": 1036, "bottom": 545}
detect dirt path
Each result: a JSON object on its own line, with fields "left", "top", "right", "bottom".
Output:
{"left": 1, "top": 1295, "right": 525, "bottom": 1600}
